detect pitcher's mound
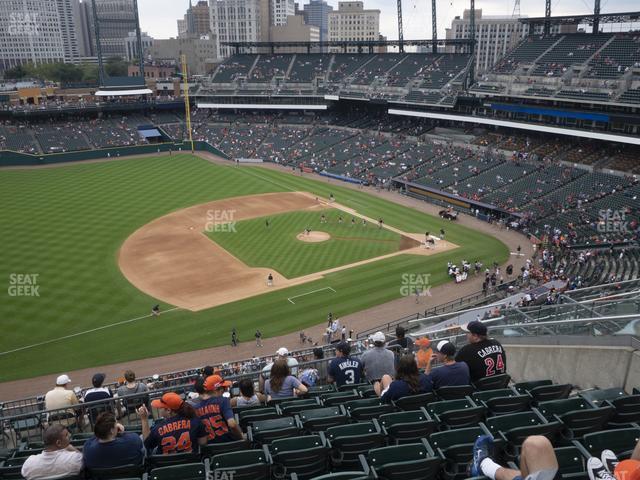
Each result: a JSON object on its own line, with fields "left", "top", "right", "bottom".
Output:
{"left": 297, "top": 231, "right": 331, "bottom": 243}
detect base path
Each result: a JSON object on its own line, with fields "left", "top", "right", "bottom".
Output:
{"left": 119, "top": 191, "right": 456, "bottom": 311}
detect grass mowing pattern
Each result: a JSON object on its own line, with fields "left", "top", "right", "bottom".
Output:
{"left": 0, "top": 155, "right": 509, "bottom": 382}
{"left": 209, "top": 210, "right": 403, "bottom": 278}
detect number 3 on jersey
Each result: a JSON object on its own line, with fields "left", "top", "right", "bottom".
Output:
{"left": 484, "top": 354, "right": 505, "bottom": 376}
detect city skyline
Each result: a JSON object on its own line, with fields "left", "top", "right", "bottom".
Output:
{"left": 138, "top": 0, "right": 640, "bottom": 42}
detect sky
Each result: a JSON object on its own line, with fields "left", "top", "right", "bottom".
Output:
{"left": 138, "top": 0, "right": 639, "bottom": 41}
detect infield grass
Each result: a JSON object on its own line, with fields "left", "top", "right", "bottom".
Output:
{"left": 209, "top": 209, "right": 405, "bottom": 278}
{"left": 0, "top": 155, "right": 509, "bottom": 383}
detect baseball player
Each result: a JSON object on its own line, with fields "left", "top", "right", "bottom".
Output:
{"left": 267, "top": 273, "right": 274, "bottom": 286}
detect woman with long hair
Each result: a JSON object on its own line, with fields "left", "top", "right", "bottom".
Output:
{"left": 375, "top": 354, "right": 430, "bottom": 403}
{"left": 264, "top": 358, "right": 308, "bottom": 401}
{"left": 137, "top": 392, "right": 208, "bottom": 455}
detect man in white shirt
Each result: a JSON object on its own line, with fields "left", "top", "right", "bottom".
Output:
{"left": 44, "top": 375, "right": 79, "bottom": 428}
{"left": 21, "top": 424, "right": 83, "bottom": 480}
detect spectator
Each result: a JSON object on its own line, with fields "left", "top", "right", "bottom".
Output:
{"left": 414, "top": 337, "right": 433, "bottom": 370}
{"left": 231, "top": 378, "right": 265, "bottom": 408}
{"left": 374, "top": 355, "right": 430, "bottom": 403}
{"left": 115, "top": 370, "right": 148, "bottom": 414}
{"left": 138, "top": 393, "right": 207, "bottom": 455}
{"left": 82, "top": 412, "right": 144, "bottom": 469}
{"left": 328, "top": 341, "right": 363, "bottom": 387}
{"left": 44, "top": 374, "right": 79, "bottom": 428}
{"left": 424, "top": 341, "right": 470, "bottom": 390}
{"left": 388, "top": 326, "right": 415, "bottom": 353}
{"left": 586, "top": 436, "right": 640, "bottom": 480}
{"left": 192, "top": 375, "right": 242, "bottom": 443}
{"left": 456, "top": 321, "right": 507, "bottom": 383}
{"left": 311, "top": 347, "right": 328, "bottom": 382}
{"left": 83, "top": 373, "right": 113, "bottom": 423}
{"left": 259, "top": 347, "right": 299, "bottom": 393}
{"left": 470, "top": 434, "right": 557, "bottom": 480}
{"left": 264, "top": 358, "right": 308, "bottom": 401}
{"left": 21, "top": 424, "right": 82, "bottom": 480}
{"left": 360, "top": 331, "right": 395, "bottom": 382}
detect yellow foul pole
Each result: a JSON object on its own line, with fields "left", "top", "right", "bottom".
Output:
{"left": 181, "top": 54, "right": 194, "bottom": 153}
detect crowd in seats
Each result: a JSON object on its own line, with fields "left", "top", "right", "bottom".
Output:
{"left": 618, "top": 87, "right": 640, "bottom": 104}
{"left": 288, "top": 55, "right": 332, "bottom": 83}
{"left": 211, "top": 54, "right": 256, "bottom": 83}
{"left": 32, "top": 123, "right": 91, "bottom": 153}
{"left": 0, "top": 123, "right": 40, "bottom": 154}
{"left": 328, "top": 54, "right": 375, "bottom": 82}
{"left": 492, "top": 36, "right": 560, "bottom": 74}
{"left": 587, "top": 35, "right": 640, "bottom": 78}
{"left": 350, "top": 54, "right": 407, "bottom": 85}
{"left": 532, "top": 34, "right": 613, "bottom": 77}
{"left": 249, "top": 55, "right": 293, "bottom": 83}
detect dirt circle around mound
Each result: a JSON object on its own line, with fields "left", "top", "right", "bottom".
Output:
{"left": 296, "top": 231, "right": 331, "bottom": 243}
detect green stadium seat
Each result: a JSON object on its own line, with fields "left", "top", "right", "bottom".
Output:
{"left": 579, "top": 427, "right": 640, "bottom": 459}
{"left": 472, "top": 388, "right": 532, "bottom": 415}
{"left": 474, "top": 374, "right": 511, "bottom": 391}
{"left": 363, "top": 439, "right": 441, "bottom": 480}
{"left": 513, "top": 379, "right": 553, "bottom": 395}
{"left": 291, "top": 472, "right": 369, "bottom": 480}
{"left": 483, "top": 411, "right": 563, "bottom": 455}
{"left": 148, "top": 452, "right": 199, "bottom": 469}
{"left": 378, "top": 408, "right": 438, "bottom": 444}
{"left": 536, "top": 398, "right": 613, "bottom": 440}
{"left": 551, "top": 446, "right": 589, "bottom": 479}
{"left": 10, "top": 448, "right": 42, "bottom": 459}
{"left": 579, "top": 387, "right": 627, "bottom": 406}
{"left": 436, "top": 385, "right": 475, "bottom": 400}
{"left": 427, "top": 398, "right": 486, "bottom": 429}
{"left": 344, "top": 397, "right": 395, "bottom": 421}
{"left": 606, "top": 394, "right": 640, "bottom": 428}
{"left": 297, "top": 406, "right": 348, "bottom": 432}
{"left": 528, "top": 384, "right": 572, "bottom": 403}
{"left": 200, "top": 438, "right": 251, "bottom": 458}
{"left": 0, "top": 457, "right": 25, "bottom": 480}
{"left": 355, "top": 385, "right": 377, "bottom": 398}
{"left": 247, "top": 416, "right": 302, "bottom": 446}
{"left": 237, "top": 407, "right": 280, "bottom": 431}
{"left": 149, "top": 462, "right": 207, "bottom": 480}
{"left": 270, "top": 434, "right": 330, "bottom": 480}
{"left": 428, "top": 427, "right": 494, "bottom": 480}
{"left": 307, "top": 384, "right": 337, "bottom": 396}
{"left": 393, "top": 392, "right": 437, "bottom": 411}
{"left": 325, "top": 421, "right": 386, "bottom": 470}
{"left": 86, "top": 463, "right": 146, "bottom": 480}
{"left": 338, "top": 383, "right": 369, "bottom": 392}
{"left": 472, "top": 388, "right": 516, "bottom": 404}
{"left": 210, "top": 449, "right": 270, "bottom": 480}
{"left": 278, "top": 398, "right": 322, "bottom": 415}
{"left": 267, "top": 396, "right": 298, "bottom": 406}
{"left": 321, "top": 392, "right": 360, "bottom": 406}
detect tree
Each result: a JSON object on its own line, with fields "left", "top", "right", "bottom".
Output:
{"left": 4, "top": 64, "right": 29, "bottom": 80}
{"left": 104, "top": 56, "right": 129, "bottom": 77}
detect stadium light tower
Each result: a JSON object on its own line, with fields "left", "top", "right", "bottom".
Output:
{"left": 544, "top": 0, "right": 551, "bottom": 35}
{"left": 432, "top": 0, "right": 437, "bottom": 53}
{"left": 593, "top": 0, "right": 601, "bottom": 34}
{"left": 397, "top": 0, "right": 404, "bottom": 52}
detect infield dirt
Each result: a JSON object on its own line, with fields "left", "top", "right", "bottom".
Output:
{"left": 118, "top": 191, "right": 456, "bottom": 311}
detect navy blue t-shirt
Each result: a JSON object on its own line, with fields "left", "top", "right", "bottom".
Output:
{"left": 192, "top": 396, "right": 235, "bottom": 443}
{"left": 328, "top": 356, "right": 363, "bottom": 387}
{"left": 83, "top": 432, "right": 144, "bottom": 469}
{"left": 380, "top": 374, "right": 430, "bottom": 403}
{"left": 144, "top": 415, "right": 207, "bottom": 455}
{"left": 424, "top": 362, "right": 470, "bottom": 390}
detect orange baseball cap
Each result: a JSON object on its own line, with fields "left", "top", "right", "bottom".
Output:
{"left": 615, "top": 460, "right": 640, "bottom": 480}
{"left": 204, "top": 374, "right": 232, "bottom": 391}
{"left": 151, "top": 392, "right": 184, "bottom": 411}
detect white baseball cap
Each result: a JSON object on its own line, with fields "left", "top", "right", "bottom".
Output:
{"left": 56, "top": 374, "right": 71, "bottom": 386}
{"left": 276, "top": 347, "right": 289, "bottom": 356}
{"left": 371, "top": 331, "right": 386, "bottom": 343}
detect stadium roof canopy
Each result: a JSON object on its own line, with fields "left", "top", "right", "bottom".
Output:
{"left": 221, "top": 39, "right": 473, "bottom": 53}
{"left": 96, "top": 76, "right": 151, "bottom": 97}
{"left": 95, "top": 89, "right": 153, "bottom": 97}
{"left": 519, "top": 11, "right": 640, "bottom": 25}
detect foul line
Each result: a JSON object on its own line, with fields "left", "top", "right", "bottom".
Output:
{"left": 0, "top": 307, "right": 181, "bottom": 356}
{"left": 288, "top": 287, "right": 336, "bottom": 304}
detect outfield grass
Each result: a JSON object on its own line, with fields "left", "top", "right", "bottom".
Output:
{"left": 0, "top": 155, "right": 509, "bottom": 382}
{"left": 209, "top": 209, "right": 404, "bottom": 278}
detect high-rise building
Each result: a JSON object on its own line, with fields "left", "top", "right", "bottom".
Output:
{"left": 125, "top": 31, "right": 153, "bottom": 62}
{"left": 272, "top": 0, "right": 295, "bottom": 26}
{"left": 88, "top": 0, "right": 140, "bottom": 59}
{"left": 178, "top": 1, "right": 212, "bottom": 38}
{"left": 209, "top": 0, "right": 263, "bottom": 59}
{"left": 328, "top": 1, "right": 380, "bottom": 53}
{"left": 303, "top": 0, "right": 333, "bottom": 46}
{"left": 0, "top": 0, "right": 83, "bottom": 71}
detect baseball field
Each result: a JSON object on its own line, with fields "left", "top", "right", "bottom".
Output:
{"left": 0, "top": 154, "right": 509, "bottom": 382}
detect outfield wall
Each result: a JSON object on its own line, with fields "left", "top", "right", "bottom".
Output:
{"left": 0, "top": 141, "right": 229, "bottom": 167}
